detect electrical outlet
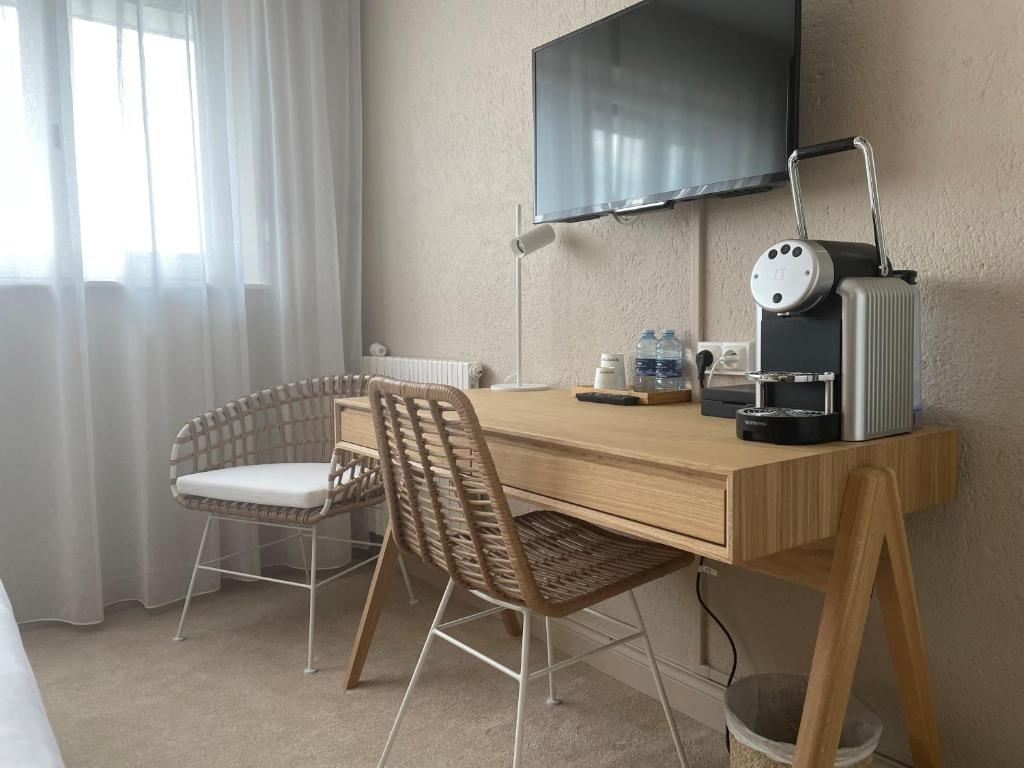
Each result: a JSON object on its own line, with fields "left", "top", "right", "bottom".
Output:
{"left": 698, "top": 341, "right": 754, "bottom": 377}
{"left": 721, "top": 342, "right": 753, "bottom": 374}
{"left": 697, "top": 342, "right": 723, "bottom": 368}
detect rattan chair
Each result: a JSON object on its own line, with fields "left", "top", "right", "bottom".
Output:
{"left": 169, "top": 374, "right": 416, "bottom": 674}
{"left": 369, "top": 377, "right": 693, "bottom": 768}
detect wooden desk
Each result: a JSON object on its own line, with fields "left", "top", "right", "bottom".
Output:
{"left": 336, "top": 389, "right": 958, "bottom": 768}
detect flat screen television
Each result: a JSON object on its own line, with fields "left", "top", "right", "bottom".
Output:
{"left": 533, "top": 0, "right": 801, "bottom": 223}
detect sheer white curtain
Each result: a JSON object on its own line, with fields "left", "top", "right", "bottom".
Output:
{"left": 0, "top": 0, "right": 362, "bottom": 624}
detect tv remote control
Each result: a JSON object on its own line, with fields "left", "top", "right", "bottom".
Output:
{"left": 575, "top": 392, "right": 640, "bottom": 406}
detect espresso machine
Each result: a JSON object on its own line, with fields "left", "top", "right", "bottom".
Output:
{"left": 737, "top": 137, "right": 920, "bottom": 445}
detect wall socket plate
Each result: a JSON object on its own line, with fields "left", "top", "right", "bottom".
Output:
{"left": 698, "top": 341, "right": 755, "bottom": 377}
{"left": 698, "top": 342, "right": 723, "bottom": 368}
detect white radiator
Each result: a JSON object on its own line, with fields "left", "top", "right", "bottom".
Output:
{"left": 361, "top": 355, "right": 483, "bottom": 389}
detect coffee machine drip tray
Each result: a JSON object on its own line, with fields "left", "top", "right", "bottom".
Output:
{"left": 737, "top": 371, "right": 841, "bottom": 444}
{"left": 736, "top": 406, "right": 841, "bottom": 444}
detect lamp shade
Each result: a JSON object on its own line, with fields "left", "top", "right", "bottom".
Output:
{"left": 510, "top": 223, "right": 556, "bottom": 255}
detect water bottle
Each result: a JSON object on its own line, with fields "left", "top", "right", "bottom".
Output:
{"left": 634, "top": 330, "right": 658, "bottom": 392}
{"left": 655, "top": 330, "right": 684, "bottom": 391}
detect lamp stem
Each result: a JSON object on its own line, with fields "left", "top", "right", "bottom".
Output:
{"left": 515, "top": 203, "right": 522, "bottom": 387}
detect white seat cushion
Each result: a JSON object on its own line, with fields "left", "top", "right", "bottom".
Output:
{"left": 176, "top": 463, "right": 356, "bottom": 509}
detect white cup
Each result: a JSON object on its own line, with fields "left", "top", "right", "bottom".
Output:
{"left": 599, "top": 353, "right": 627, "bottom": 391}
{"left": 594, "top": 366, "right": 618, "bottom": 390}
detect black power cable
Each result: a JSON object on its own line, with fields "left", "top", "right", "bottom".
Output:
{"left": 695, "top": 349, "right": 714, "bottom": 389}
{"left": 695, "top": 556, "right": 738, "bottom": 751}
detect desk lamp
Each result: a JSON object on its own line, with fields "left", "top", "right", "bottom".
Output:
{"left": 492, "top": 204, "right": 555, "bottom": 392}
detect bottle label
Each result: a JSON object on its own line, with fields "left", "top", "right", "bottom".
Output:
{"left": 635, "top": 357, "right": 657, "bottom": 377}
{"left": 655, "top": 359, "right": 683, "bottom": 378}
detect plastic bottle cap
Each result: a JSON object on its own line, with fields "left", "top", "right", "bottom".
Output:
{"left": 642, "top": 330, "right": 656, "bottom": 336}
{"left": 662, "top": 330, "right": 676, "bottom": 336}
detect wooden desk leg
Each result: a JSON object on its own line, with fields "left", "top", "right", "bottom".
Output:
{"left": 345, "top": 523, "right": 525, "bottom": 689}
{"left": 501, "top": 610, "right": 522, "bottom": 637}
{"left": 793, "top": 468, "right": 890, "bottom": 768}
{"left": 793, "top": 467, "right": 944, "bottom": 768}
{"left": 345, "top": 522, "right": 400, "bottom": 690}
{"left": 876, "top": 474, "right": 945, "bottom": 767}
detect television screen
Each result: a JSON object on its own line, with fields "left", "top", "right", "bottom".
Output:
{"left": 533, "top": 0, "right": 800, "bottom": 223}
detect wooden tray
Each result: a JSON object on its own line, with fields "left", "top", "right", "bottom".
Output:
{"left": 571, "top": 384, "right": 692, "bottom": 405}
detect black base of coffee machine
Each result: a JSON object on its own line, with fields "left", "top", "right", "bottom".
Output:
{"left": 736, "top": 407, "right": 840, "bottom": 445}
{"left": 701, "top": 384, "right": 755, "bottom": 419}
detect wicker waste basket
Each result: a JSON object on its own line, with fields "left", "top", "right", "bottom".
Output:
{"left": 724, "top": 674, "right": 882, "bottom": 768}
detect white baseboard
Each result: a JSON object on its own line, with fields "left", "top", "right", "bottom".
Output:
{"left": 873, "top": 754, "right": 911, "bottom": 768}
{"left": 400, "top": 562, "right": 911, "bottom": 767}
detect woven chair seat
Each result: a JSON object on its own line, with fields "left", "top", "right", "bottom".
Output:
{"left": 515, "top": 511, "right": 693, "bottom": 617}
{"left": 176, "top": 485, "right": 384, "bottom": 526}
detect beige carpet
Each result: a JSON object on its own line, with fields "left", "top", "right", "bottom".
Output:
{"left": 20, "top": 566, "right": 730, "bottom": 768}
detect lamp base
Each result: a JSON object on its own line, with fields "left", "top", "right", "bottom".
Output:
{"left": 491, "top": 383, "right": 550, "bottom": 392}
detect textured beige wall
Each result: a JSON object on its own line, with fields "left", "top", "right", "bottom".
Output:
{"left": 361, "top": 1, "right": 1024, "bottom": 764}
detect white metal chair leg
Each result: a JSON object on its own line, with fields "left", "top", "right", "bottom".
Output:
{"left": 173, "top": 514, "right": 213, "bottom": 642}
{"left": 396, "top": 552, "right": 418, "bottom": 606}
{"left": 304, "top": 526, "right": 319, "bottom": 675}
{"left": 627, "top": 591, "right": 689, "bottom": 768}
{"left": 512, "top": 610, "right": 532, "bottom": 768}
{"left": 544, "top": 616, "right": 560, "bottom": 705}
{"left": 378, "top": 579, "right": 456, "bottom": 768}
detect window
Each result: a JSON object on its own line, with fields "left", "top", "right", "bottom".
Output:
{"left": 0, "top": 3, "right": 56, "bottom": 279}
{"left": 71, "top": 7, "right": 204, "bottom": 280}
{"left": 0, "top": 0, "right": 210, "bottom": 283}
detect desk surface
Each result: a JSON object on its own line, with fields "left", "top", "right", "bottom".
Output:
{"left": 335, "top": 389, "right": 957, "bottom": 564}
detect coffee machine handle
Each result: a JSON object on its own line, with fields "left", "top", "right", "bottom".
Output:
{"left": 788, "top": 136, "right": 890, "bottom": 277}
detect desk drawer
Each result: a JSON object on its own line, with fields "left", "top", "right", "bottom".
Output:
{"left": 488, "top": 436, "right": 726, "bottom": 546}
{"left": 335, "top": 406, "right": 377, "bottom": 450}
{"left": 336, "top": 403, "right": 727, "bottom": 547}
